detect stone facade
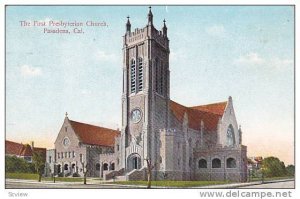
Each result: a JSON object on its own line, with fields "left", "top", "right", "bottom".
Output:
{"left": 46, "top": 7, "right": 247, "bottom": 182}
{"left": 45, "top": 117, "right": 118, "bottom": 177}
{"left": 100, "top": 8, "right": 247, "bottom": 182}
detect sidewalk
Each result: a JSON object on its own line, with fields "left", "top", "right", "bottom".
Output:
{"left": 100, "top": 178, "right": 295, "bottom": 189}
{"left": 5, "top": 179, "right": 84, "bottom": 185}
{"left": 191, "top": 179, "right": 295, "bottom": 189}
{"left": 6, "top": 178, "right": 294, "bottom": 189}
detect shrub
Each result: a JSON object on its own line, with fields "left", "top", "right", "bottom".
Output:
{"left": 5, "top": 155, "right": 35, "bottom": 173}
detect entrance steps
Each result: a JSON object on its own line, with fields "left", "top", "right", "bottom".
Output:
{"left": 104, "top": 167, "right": 147, "bottom": 181}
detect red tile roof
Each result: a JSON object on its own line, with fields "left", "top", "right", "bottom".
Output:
{"left": 169, "top": 100, "right": 227, "bottom": 131}
{"left": 5, "top": 140, "right": 46, "bottom": 159}
{"left": 190, "top": 101, "right": 227, "bottom": 116}
{"left": 19, "top": 144, "right": 32, "bottom": 156}
{"left": 5, "top": 140, "right": 24, "bottom": 156}
{"left": 69, "top": 120, "right": 120, "bottom": 147}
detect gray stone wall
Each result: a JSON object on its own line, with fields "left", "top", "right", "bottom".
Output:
{"left": 194, "top": 145, "right": 247, "bottom": 182}
{"left": 219, "top": 97, "right": 240, "bottom": 147}
{"left": 45, "top": 149, "right": 56, "bottom": 176}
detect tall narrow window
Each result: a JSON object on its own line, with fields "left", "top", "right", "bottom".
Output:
{"left": 138, "top": 57, "right": 143, "bottom": 91}
{"left": 160, "top": 60, "right": 164, "bottom": 95}
{"left": 103, "top": 163, "right": 108, "bottom": 171}
{"left": 130, "top": 59, "right": 136, "bottom": 93}
{"left": 155, "top": 58, "right": 159, "bottom": 93}
{"left": 227, "top": 124, "right": 236, "bottom": 146}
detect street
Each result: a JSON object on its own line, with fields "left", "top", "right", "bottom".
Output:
{"left": 6, "top": 179, "right": 294, "bottom": 189}
{"left": 241, "top": 180, "right": 294, "bottom": 188}
{"left": 5, "top": 180, "right": 132, "bottom": 189}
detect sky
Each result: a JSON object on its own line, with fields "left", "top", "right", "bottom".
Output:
{"left": 5, "top": 6, "right": 294, "bottom": 165}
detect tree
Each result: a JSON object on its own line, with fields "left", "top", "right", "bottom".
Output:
{"left": 145, "top": 158, "right": 155, "bottom": 189}
{"left": 286, "top": 165, "right": 295, "bottom": 176}
{"left": 262, "top": 157, "right": 286, "bottom": 177}
{"left": 81, "top": 162, "right": 88, "bottom": 185}
{"left": 32, "top": 151, "right": 45, "bottom": 182}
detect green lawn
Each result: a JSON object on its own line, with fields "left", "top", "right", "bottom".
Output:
{"left": 6, "top": 173, "right": 83, "bottom": 182}
{"left": 110, "top": 180, "right": 230, "bottom": 187}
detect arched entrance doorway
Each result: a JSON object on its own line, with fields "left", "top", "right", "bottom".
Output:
{"left": 127, "top": 153, "right": 141, "bottom": 171}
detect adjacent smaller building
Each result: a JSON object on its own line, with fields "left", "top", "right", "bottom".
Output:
{"left": 45, "top": 114, "right": 120, "bottom": 177}
{"left": 5, "top": 140, "right": 46, "bottom": 163}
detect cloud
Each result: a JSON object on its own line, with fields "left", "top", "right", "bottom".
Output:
{"left": 94, "top": 50, "right": 119, "bottom": 62}
{"left": 234, "top": 52, "right": 293, "bottom": 69}
{"left": 235, "top": 52, "right": 265, "bottom": 65}
{"left": 205, "top": 25, "right": 226, "bottom": 37}
{"left": 20, "top": 64, "right": 42, "bottom": 77}
{"left": 270, "top": 58, "right": 293, "bottom": 69}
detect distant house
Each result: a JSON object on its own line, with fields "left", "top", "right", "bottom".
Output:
{"left": 247, "top": 156, "right": 263, "bottom": 178}
{"left": 5, "top": 140, "right": 46, "bottom": 162}
{"left": 248, "top": 156, "right": 263, "bottom": 170}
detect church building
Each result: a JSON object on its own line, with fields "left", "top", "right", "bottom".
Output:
{"left": 46, "top": 7, "right": 247, "bottom": 182}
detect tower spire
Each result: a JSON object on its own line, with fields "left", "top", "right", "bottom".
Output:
{"left": 126, "top": 15, "right": 131, "bottom": 32}
{"left": 162, "top": 19, "right": 167, "bottom": 36}
{"left": 148, "top": 6, "right": 153, "bottom": 25}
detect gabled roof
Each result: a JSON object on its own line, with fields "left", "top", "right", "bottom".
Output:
{"left": 69, "top": 120, "right": 120, "bottom": 147}
{"left": 5, "top": 140, "right": 24, "bottom": 156}
{"left": 169, "top": 100, "right": 227, "bottom": 131}
{"left": 5, "top": 140, "right": 46, "bottom": 158}
{"left": 19, "top": 144, "right": 32, "bottom": 156}
{"left": 190, "top": 101, "right": 227, "bottom": 116}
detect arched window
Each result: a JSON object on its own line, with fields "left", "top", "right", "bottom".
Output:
{"left": 226, "top": 158, "right": 237, "bottom": 168}
{"left": 103, "top": 163, "right": 109, "bottom": 171}
{"left": 198, "top": 159, "right": 207, "bottom": 168}
{"left": 96, "top": 163, "right": 100, "bottom": 171}
{"left": 138, "top": 57, "right": 143, "bottom": 91}
{"left": 111, "top": 163, "right": 115, "bottom": 171}
{"left": 64, "top": 164, "right": 68, "bottom": 170}
{"left": 227, "top": 124, "right": 236, "bottom": 146}
{"left": 130, "top": 59, "right": 136, "bottom": 93}
{"left": 212, "top": 158, "right": 221, "bottom": 168}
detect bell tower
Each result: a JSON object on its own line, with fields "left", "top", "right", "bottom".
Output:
{"left": 119, "top": 7, "right": 170, "bottom": 172}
